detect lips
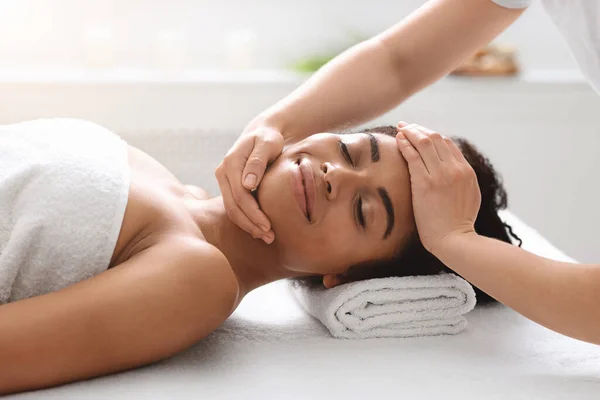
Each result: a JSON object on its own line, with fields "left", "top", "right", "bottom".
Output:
{"left": 290, "top": 158, "right": 316, "bottom": 221}
{"left": 298, "top": 158, "right": 316, "bottom": 220}
{"left": 290, "top": 161, "right": 308, "bottom": 220}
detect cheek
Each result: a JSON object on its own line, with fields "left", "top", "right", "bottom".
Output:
{"left": 279, "top": 214, "right": 365, "bottom": 274}
{"left": 256, "top": 158, "right": 296, "bottom": 229}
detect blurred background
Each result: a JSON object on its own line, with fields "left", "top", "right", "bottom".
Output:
{"left": 0, "top": 0, "right": 598, "bottom": 262}
{"left": 0, "top": 0, "right": 582, "bottom": 71}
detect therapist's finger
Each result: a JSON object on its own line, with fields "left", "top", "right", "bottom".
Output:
{"left": 216, "top": 169, "right": 274, "bottom": 243}
{"left": 398, "top": 125, "right": 443, "bottom": 170}
{"left": 396, "top": 131, "right": 430, "bottom": 176}
{"left": 446, "top": 137, "right": 468, "bottom": 164}
{"left": 413, "top": 124, "right": 453, "bottom": 162}
{"left": 216, "top": 134, "right": 274, "bottom": 235}
{"left": 241, "top": 128, "right": 283, "bottom": 190}
{"left": 402, "top": 123, "right": 453, "bottom": 162}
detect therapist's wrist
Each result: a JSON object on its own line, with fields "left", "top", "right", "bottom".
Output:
{"left": 430, "top": 230, "right": 480, "bottom": 262}
{"left": 245, "top": 111, "right": 292, "bottom": 141}
{"left": 258, "top": 103, "right": 318, "bottom": 145}
{"left": 243, "top": 113, "right": 276, "bottom": 134}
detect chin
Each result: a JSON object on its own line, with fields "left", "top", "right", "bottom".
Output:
{"left": 256, "top": 155, "right": 310, "bottom": 254}
{"left": 257, "top": 156, "right": 296, "bottom": 229}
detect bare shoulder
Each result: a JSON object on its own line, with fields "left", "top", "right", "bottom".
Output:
{"left": 0, "top": 236, "right": 239, "bottom": 394}
{"left": 151, "top": 237, "right": 240, "bottom": 315}
{"left": 185, "top": 184, "right": 212, "bottom": 200}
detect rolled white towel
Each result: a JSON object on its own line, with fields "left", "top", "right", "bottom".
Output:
{"left": 290, "top": 274, "right": 476, "bottom": 339}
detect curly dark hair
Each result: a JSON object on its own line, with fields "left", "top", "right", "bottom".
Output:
{"left": 294, "top": 125, "right": 522, "bottom": 304}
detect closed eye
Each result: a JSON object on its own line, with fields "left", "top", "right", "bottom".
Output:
{"left": 339, "top": 140, "right": 353, "bottom": 166}
{"left": 355, "top": 196, "right": 365, "bottom": 229}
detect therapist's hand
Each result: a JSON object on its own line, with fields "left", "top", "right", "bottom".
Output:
{"left": 215, "top": 119, "right": 283, "bottom": 243}
{"left": 395, "top": 122, "right": 481, "bottom": 254}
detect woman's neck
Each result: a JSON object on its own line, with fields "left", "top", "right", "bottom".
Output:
{"left": 188, "top": 196, "right": 305, "bottom": 298}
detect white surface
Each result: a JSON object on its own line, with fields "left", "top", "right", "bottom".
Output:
{"left": 8, "top": 212, "right": 600, "bottom": 400}
{"left": 0, "top": 67, "right": 588, "bottom": 84}
{"left": 0, "top": 0, "right": 579, "bottom": 71}
{"left": 540, "top": 0, "right": 600, "bottom": 95}
{"left": 0, "top": 68, "right": 306, "bottom": 84}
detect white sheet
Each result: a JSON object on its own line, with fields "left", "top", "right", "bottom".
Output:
{"left": 9, "top": 211, "right": 600, "bottom": 400}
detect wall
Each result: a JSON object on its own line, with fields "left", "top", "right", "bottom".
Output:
{"left": 0, "top": 0, "right": 579, "bottom": 71}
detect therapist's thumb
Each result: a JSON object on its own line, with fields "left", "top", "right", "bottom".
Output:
{"left": 242, "top": 130, "right": 284, "bottom": 189}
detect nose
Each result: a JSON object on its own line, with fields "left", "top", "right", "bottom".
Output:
{"left": 321, "top": 161, "right": 363, "bottom": 201}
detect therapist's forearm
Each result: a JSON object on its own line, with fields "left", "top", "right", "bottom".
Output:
{"left": 261, "top": 38, "right": 405, "bottom": 141}
{"left": 436, "top": 233, "right": 600, "bottom": 344}
{"left": 259, "top": 0, "right": 525, "bottom": 142}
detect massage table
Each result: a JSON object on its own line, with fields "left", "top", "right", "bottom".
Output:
{"left": 8, "top": 207, "right": 600, "bottom": 399}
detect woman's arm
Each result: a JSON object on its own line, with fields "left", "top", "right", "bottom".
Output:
{"left": 264, "top": 0, "right": 526, "bottom": 139}
{"left": 438, "top": 233, "right": 600, "bottom": 344}
{"left": 0, "top": 239, "right": 238, "bottom": 394}
{"left": 396, "top": 122, "right": 600, "bottom": 345}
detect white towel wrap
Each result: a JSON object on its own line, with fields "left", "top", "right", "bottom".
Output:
{"left": 0, "top": 118, "right": 130, "bottom": 303}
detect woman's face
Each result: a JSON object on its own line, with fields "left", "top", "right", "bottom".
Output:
{"left": 256, "top": 132, "right": 415, "bottom": 279}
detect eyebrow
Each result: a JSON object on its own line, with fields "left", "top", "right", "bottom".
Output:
{"left": 378, "top": 187, "right": 395, "bottom": 239}
{"left": 362, "top": 133, "right": 393, "bottom": 239}
{"left": 366, "top": 133, "right": 380, "bottom": 162}
{"left": 363, "top": 133, "right": 393, "bottom": 238}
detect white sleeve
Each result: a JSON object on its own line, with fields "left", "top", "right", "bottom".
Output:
{"left": 491, "top": 0, "right": 533, "bottom": 8}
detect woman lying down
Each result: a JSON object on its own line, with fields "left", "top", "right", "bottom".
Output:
{"left": 0, "top": 118, "right": 518, "bottom": 393}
